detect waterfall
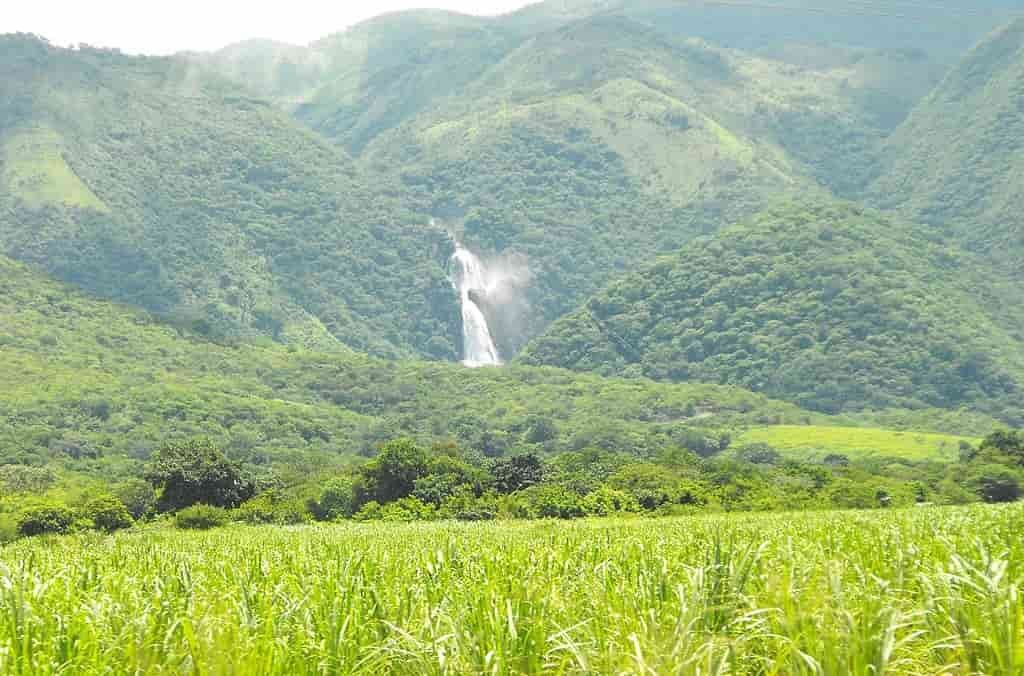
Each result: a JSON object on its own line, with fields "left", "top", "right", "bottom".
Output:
{"left": 449, "top": 242, "right": 502, "bottom": 367}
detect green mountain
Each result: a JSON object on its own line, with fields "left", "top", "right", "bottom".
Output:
{"left": 197, "top": 8, "right": 958, "bottom": 355}
{"left": 358, "top": 15, "right": 925, "bottom": 350}
{"left": 0, "top": 34, "right": 460, "bottom": 360}
{"left": 869, "top": 19, "right": 1024, "bottom": 273}
{"left": 519, "top": 201, "right": 1024, "bottom": 421}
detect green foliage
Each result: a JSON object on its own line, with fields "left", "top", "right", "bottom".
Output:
{"left": 113, "top": 479, "right": 157, "bottom": 520}
{"left": 520, "top": 201, "right": 1024, "bottom": 420}
{"left": 491, "top": 453, "right": 544, "bottom": 494}
{"left": 175, "top": 504, "right": 231, "bottom": 530}
{"left": 870, "top": 19, "right": 1024, "bottom": 276}
{"left": 358, "top": 439, "right": 430, "bottom": 505}
{"left": 0, "top": 35, "right": 458, "bottom": 360}
{"left": 82, "top": 495, "right": 133, "bottom": 533}
{"left": 15, "top": 503, "right": 76, "bottom": 537}
{"left": 236, "top": 492, "right": 309, "bottom": 525}
{"left": 968, "top": 464, "right": 1022, "bottom": 503}
{"left": 146, "top": 439, "right": 253, "bottom": 512}
{"left": 520, "top": 484, "right": 586, "bottom": 519}
{"left": 308, "top": 478, "right": 358, "bottom": 521}
{"left": 582, "top": 486, "right": 640, "bottom": 516}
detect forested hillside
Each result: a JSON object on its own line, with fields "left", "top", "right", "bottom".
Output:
{"left": 870, "top": 18, "right": 1024, "bottom": 275}
{"left": 0, "top": 34, "right": 461, "bottom": 359}
{"left": 519, "top": 201, "right": 1024, "bottom": 421}
{"left": 0, "top": 252, "right": 834, "bottom": 478}
{"left": 183, "top": 5, "right": 1024, "bottom": 363}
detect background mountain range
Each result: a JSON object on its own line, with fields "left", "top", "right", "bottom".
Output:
{"left": 2, "top": 0, "right": 1023, "bottom": 478}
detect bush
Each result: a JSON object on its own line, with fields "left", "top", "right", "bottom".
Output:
{"left": 583, "top": 486, "right": 640, "bottom": 516}
{"left": 237, "top": 493, "right": 310, "bottom": 525}
{"left": 969, "top": 464, "right": 1022, "bottom": 503}
{"left": 522, "top": 485, "right": 586, "bottom": 519}
{"left": 115, "top": 479, "right": 157, "bottom": 520}
{"left": 84, "top": 495, "right": 134, "bottom": 533}
{"left": 175, "top": 504, "right": 231, "bottom": 530}
{"left": 309, "top": 478, "right": 357, "bottom": 521}
{"left": 353, "top": 497, "right": 435, "bottom": 522}
{"left": 16, "top": 504, "right": 77, "bottom": 537}
{"left": 146, "top": 439, "right": 253, "bottom": 513}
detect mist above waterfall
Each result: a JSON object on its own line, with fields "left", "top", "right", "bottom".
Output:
{"left": 447, "top": 239, "right": 531, "bottom": 367}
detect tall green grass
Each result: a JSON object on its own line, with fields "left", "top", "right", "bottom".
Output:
{"left": 1, "top": 504, "right": 1021, "bottom": 674}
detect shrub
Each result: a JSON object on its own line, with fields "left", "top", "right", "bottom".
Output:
{"left": 522, "top": 485, "right": 586, "bottom": 519}
{"left": 309, "top": 478, "right": 357, "bottom": 521}
{"left": 175, "top": 504, "right": 231, "bottom": 530}
{"left": 114, "top": 479, "right": 157, "bottom": 520}
{"left": 583, "top": 486, "right": 640, "bottom": 516}
{"left": 970, "top": 464, "right": 1021, "bottom": 503}
{"left": 237, "top": 493, "right": 310, "bottom": 525}
{"left": 455, "top": 508, "right": 496, "bottom": 521}
{"left": 84, "top": 495, "right": 134, "bottom": 533}
{"left": 352, "top": 501, "right": 383, "bottom": 521}
{"left": 16, "top": 504, "right": 77, "bottom": 537}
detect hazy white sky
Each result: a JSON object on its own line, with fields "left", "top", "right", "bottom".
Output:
{"left": 2, "top": 0, "right": 538, "bottom": 55}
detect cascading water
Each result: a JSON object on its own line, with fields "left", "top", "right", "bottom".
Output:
{"left": 449, "top": 242, "right": 502, "bottom": 367}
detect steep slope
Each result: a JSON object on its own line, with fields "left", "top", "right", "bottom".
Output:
{"left": 869, "top": 19, "right": 1024, "bottom": 273}
{"left": 0, "top": 34, "right": 460, "bottom": 359}
{"left": 519, "top": 201, "right": 1024, "bottom": 421}
{"left": 360, "top": 16, "right": 914, "bottom": 351}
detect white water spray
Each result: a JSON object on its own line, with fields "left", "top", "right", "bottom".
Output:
{"left": 449, "top": 242, "right": 502, "bottom": 367}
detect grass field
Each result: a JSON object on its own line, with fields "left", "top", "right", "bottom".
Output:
{"left": 2, "top": 504, "right": 1022, "bottom": 674}
{"left": 735, "top": 425, "right": 978, "bottom": 463}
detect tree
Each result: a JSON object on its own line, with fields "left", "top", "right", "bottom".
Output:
{"left": 969, "top": 464, "right": 1021, "bottom": 503}
{"left": 492, "top": 453, "right": 544, "bottom": 494}
{"left": 310, "top": 478, "right": 357, "bottom": 520}
{"left": 979, "top": 430, "right": 1024, "bottom": 465}
{"left": 146, "top": 439, "right": 253, "bottom": 512}
{"left": 84, "top": 495, "right": 134, "bottom": 532}
{"left": 359, "top": 439, "right": 429, "bottom": 504}
{"left": 736, "top": 444, "right": 781, "bottom": 465}
{"left": 114, "top": 479, "right": 156, "bottom": 520}
{"left": 16, "top": 504, "right": 76, "bottom": 537}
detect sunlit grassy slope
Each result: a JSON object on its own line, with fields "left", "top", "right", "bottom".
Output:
{"left": 735, "top": 425, "right": 977, "bottom": 463}
{"left": 2, "top": 126, "right": 107, "bottom": 211}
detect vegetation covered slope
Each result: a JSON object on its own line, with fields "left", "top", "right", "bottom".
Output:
{"left": 199, "top": 9, "right": 955, "bottom": 356}
{"left": 0, "top": 252, "right": 842, "bottom": 482}
{"left": 519, "top": 201, "right": 1024, "bottom": 420}
{"left": 358, "top": 15, "right": 917, "bottom": 349}
{"left": 198, "top": 11, "right": 520, "bottom": 155}
{"left": 0, "top": 34, "right": 461, "bottom": 360}
{"left": 869, "top": 19, "right": 1024, "bottom": 273}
